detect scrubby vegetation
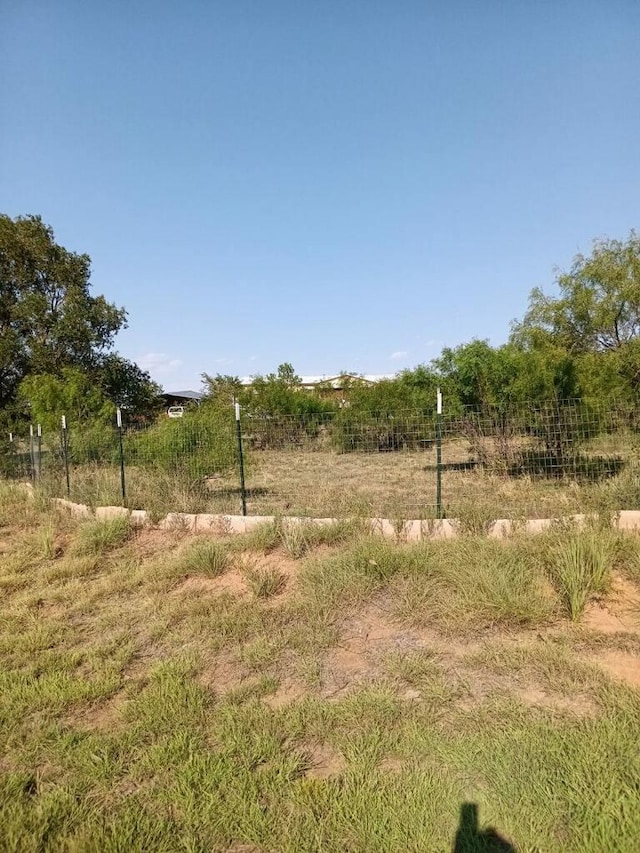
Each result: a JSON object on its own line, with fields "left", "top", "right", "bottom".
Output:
{"left": 5, "top": 230, "right": 640, "bottom": 527}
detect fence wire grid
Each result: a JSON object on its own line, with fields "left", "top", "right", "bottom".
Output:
{"left": 2, "top": 399, "right": 639, "bottom": 521}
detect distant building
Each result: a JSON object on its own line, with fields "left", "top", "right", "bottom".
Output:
{"left": 161, "top": 390, "right": 203, "bottom": 416}
{"left": 161, "top": 390, "right": 203, "bottom": 406}
{"left": 239, "top": 373, "right": 394, "bottom": 395}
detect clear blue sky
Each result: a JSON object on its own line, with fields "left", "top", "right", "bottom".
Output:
{"left": 2, "top": 1, "right": 638, "bottom": 391}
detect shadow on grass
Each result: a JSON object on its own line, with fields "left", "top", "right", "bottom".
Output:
{"left": 423, "top": 461, "right": 478, "bottom": 472}
{"left": 507, "top": 452, "right": 625, "bottom": 482}
{"left": 422, "top": 452, "right": 625, "bottom": 482}
{"left": 453, "top": 803, "right": 515, "bottom": 852}
{"left": 205, "top": 485, "right": 272, "bottom": 499}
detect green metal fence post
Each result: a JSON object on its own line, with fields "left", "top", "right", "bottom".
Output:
{"left": 61, "top": 415, "right": 70, "bottom": 497}
{"left": 29, "top": 424, "right": 36, "bottom": 483}
{"left": 117, "top": 408, "right": 126, "bottom": 505}
{"left": 234, "top": 400, "right": 247, "bottom": 516}
{"left": 37, "top": 424, "right": 42, "bottom": 480}
{"left": 436, "top": 388, "right": 443, "bottom": 519}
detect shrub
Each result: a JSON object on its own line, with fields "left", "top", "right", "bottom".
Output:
{"left": 69, "top": 423, "right": 119, "bottom": 465}
{"left": 124, "top": 403, "right": 238, "bottom": 480}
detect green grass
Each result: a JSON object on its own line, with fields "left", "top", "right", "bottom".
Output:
{"left": 0, "top": 484, "right": 639, "bottom": 851}
{"left": 546, "top": 532, "right": 616, "bottom": 620}
{"left": 72, "top": 516, "right": 133, "bottom": 556}
{"left": 174, "top": 538, "right": 231, "bottom": 577}
{"left": 301, "top": 536, "right": 558, "bottom": 631}
{"left": 234, "top": 517, "right": 364, "bottom": 558}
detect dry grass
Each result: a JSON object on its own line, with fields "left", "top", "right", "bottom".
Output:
{"left": 173, "top": 538, "right": 231, "bottom": 577}
{"left": 220, "top": 434, "right": 637, "bottom": 520}
{"left": 31, "top": 432, "right": 640, "bottom": 522}
{"left": 1, "top": 483, "right": 640, "bottom": 851}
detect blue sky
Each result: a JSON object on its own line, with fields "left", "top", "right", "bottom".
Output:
{"left": 2, "top": 1, "right": 639, "bottom": 391}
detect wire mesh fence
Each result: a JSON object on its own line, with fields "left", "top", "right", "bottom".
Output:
{"left": 2, "top": 398, "right": 639, "bottom": 521}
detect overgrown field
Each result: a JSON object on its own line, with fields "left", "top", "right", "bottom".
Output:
{"left": 1, "top": 485, "right": 640, "bottom": 851}
{"left": 33, "top": 431, "right": 640, "bottom": 522}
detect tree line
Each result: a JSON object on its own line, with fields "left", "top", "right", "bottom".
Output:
{"left": 2, "top": 212, "right": 639, "bottom": 438}
{"left": 204, "top": 231, "right": 640, "bottom": 420}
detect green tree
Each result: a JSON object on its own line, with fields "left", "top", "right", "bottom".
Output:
{"left": 431, "top": 340, "right": 525, "bottom": 410}
{"left": 248, "top": 364, "right": 331, "bottom": 418}
{"left": 331, "top": 369, "right": 442, "bottom": 454}
{"left": 0, "top": 214, "right": 126, "bottom": 408}
{"left": 514, "top": 232, "right": 640, "bottom": 402}
{"left": 18, "top": 368, "right": 115, "bottom": 435}
{"left": 242, "top": 364, "right": 335, "bottom": 448}
{"left": 269, "top": 362, "right": 300, "bottom": 387}
{"left": 126, "top": 402, "right": 238, "bottom": 480}
{"left": 518, "top": 232, "right": 640, "bottom": 354}
{"left": 201, "top": 373, "right": 244, "bottom": 408}
{"left": 97, "top": 354, "right": 162, "bottom": 416}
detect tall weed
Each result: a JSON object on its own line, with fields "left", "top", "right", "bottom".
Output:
{"left": 547, "top": 532, "right": 614, "bottom": 620}
{"left": 73, "top": 517, "right": 133, "bottom": 556}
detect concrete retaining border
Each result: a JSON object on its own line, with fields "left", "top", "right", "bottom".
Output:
{"left": 45, "top": 495, "right": 640, "bottom": 540}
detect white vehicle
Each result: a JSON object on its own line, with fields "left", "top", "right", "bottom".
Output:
{"left": 167, "top": 406, "right": 185, "bottom": 419}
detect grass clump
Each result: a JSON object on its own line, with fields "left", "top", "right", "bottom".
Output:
{"left": 236, "top": 517, "right": 363, "bottom": 559}
{"left": 238, "top": 519, "right": 282, "bottom": 554}
{"left": 280, "top": 519, "right": 362, "bottom": 558}
{"left": 279, "top": 520, "right": 309, "bottom": 558}
{"left": 37, "top": 521, "right": 59, "bottom": 560}
{"left": 72, "top": 516, "right": 133, "bottom": 556}
{"left": 453, "top": 499, "right": 496, "bottom": 536}
{"left": 546, "top": 532, "right": 615, "bottom": 620}
{"left": 176, "top": 538, "right": 230, "bottom": 577}
{"left": 303, "top": 536, "right": 556, "bottom": 631}
{"left": 237, "top": 637, "right": 282, "bottom": 671}
{"left": 301, "top": 537, "right": 412, "bottom": 608}
{"left": 245, "top": 566, "right": 287, "bottom": 598}
{"left": 382, "top": 650, "right": 460, "bottom": 708}
{"left": 391, "top": 538, "right": 556, "bottom": 632}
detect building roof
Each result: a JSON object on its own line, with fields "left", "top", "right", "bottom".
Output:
{"left": 162, "top": 390, "right": 203, "bottom": 401}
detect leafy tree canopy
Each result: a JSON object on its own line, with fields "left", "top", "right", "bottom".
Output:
{"left": 245, "top": 364, "right": 334, "bottom": 418}
{"left": 18, "top": 368, "right": 115, "bottom": 435}
{"left": 514, "top": 232, "right": 640, "bottom": 354}
{"left": 262, "top": 362, "right": 301, "bottom": 387}
{"left": 97, "top": 354, "right": 162, "bottom": 414}
{"left": 0, "top": 214, "right": 161, "bottom": 419}
{"left": 201, "top": 373, "right": 244, "bottom": 407}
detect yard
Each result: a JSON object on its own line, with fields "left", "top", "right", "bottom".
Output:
{"left": 31, "top": 427, "right": 640, "bottom": 523}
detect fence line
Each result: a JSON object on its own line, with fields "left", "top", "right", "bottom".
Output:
{"left": 1, "top": 398, "right": 638, "bottom": 521}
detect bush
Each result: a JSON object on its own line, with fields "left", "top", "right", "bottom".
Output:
{"left": 460, "top": 400, "right": 612, "bottom": 479}
{"left": 68, "top": 423, "right": 119, "bottom": 465}
{"left": 124, "top": 403, "right": 238, "bottom": 480}
{"left": 243, "top": 386, "right": 335, "bottom": 450}
{"left": 329, "top": 377, "right": 439, "bottom": 453}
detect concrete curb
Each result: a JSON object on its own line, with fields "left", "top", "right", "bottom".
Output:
{"left": 42, "top": 493, "right": 640, "bottom": 540}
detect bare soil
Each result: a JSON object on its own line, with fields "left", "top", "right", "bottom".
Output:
{"left": 168, "top": 553, "right": 640, "bottom": 700}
